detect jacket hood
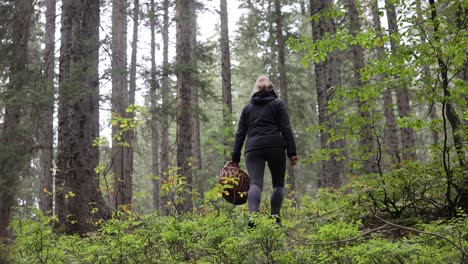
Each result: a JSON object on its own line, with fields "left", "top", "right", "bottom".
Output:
{"left": 251, "top": 90, "right": 277, "bottom": 105}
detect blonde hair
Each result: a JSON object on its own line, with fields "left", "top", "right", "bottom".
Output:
{"left": 253, "top": 75, "right": 274, "bottom": 93}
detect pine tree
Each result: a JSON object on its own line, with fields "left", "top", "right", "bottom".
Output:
{"left": 56, "top": 0, "right": 110, "bottom": 234}
{"left": 274, "top": 0, "right": 297, "bottom": 203}
{"left": 191, "top": 2, "right": 201, "bottom": 200}
{"left": 127, "top": 0, "right": 139, "bottom": 210}
{"left": 220, "top": 0, "right": 233, "bottom": 161}
{"left": 370, "top": 0, "right": 400, "bottom": 164}
{"left": 385, "top": 0, "right": 416, "bottom": 161}
{"left": 149, "top": 0, "right": 160, "bottom": 212}
{"left": 310, "top": 0, "right": 345, "bottom": 187}
{"left": 38, "top": 0, "right": 56, "bottom": 216}
{"left": 159, "top": 0, "right": 171, "bottom": 215}
{"left": 415, "top": 0, "right": 438, "bottom": 147}
{"left": 0, "top": 0, "right": 34, "bottom": 240}
{"left": 175, "top": 0, "right": 196, "bottom": 213}
{"left": 111, "top": 0, "right": 131, "bottom": 208}
{"left": 345, "top": 0, "right": 376, "bottom": 173}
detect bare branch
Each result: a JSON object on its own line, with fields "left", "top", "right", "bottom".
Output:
{"left": 375, "top": 215, "right": 468, "bottom": 258}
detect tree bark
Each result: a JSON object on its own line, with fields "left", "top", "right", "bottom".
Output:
{"left": 220, "top": 0, "right": 233, "bottom": 161}
{"left": 345, "top": 0, "right": 377, "bottom": 173}
{"left": 159, "top": 0, "right": 171, "bottom": 215}
{"left": 191, "top": 4, "right": 202, "bottom": 201}
{"left": 385, "top": 0, "right": 416, "bottom": 161}
{"left": 310, "top": 0, "right": 345, "bottom": 188}
{"left": 126, "top": 0, "right": 139, "bottom": 211}
{"left": 415, "top": 0, "right": 439, "bottom": 147}
{"left": 0, "top": 0, "right": 34, "bottom": 241}
{"left": 56, "top": 0, "right": 73, "bottom": 231}
{"left": 149, "top": 0, "right": 160, "bottom": 212}
{"left": 370, "top": 0, "right": 400, "bottom": 164}
{"left": 275, "top": 0, "right": 297, "bottom": 204}
{"left": 175, "top": 0, "right": 195, "bottom": 213}
{"left": 267, "top": 0, "right": 278, "bottom": 84}
{"left": 38, "top": 0, "right": 56, "bottom": 216}
{"left": 57, "top": 0, "right": 110, "bottom": 235}
{"left": 111, "top": 0, "right": 130, "bottom": 209}
{"left": 300, "top": 0, "right": 306, "bottom": 16}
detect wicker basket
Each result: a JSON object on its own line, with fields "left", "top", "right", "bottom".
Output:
{"left": 218, "top": 161, "right": 250, "bottom": 205}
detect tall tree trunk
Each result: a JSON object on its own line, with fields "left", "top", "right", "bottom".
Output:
{"left": 56, "top": 0, "right": 73, "bottom": 231}
{"left": 127, "top": 0, "right": 139, "bottom": 211}
{"left": 310, "top": 0, "right": 345, "bottom": 188}
{"left": 385, "top": 0, "right": 416, "bottom": 161}
{"left": 159, "top": 0, "right": 171, "bottom": 214}
{"left": 267, "top": 0, "right": 278, "bottom": 83}
{"left": 111, "top": 0, "right": 130, "bottom": 209}
{"left": 346, "top": 0, "right": 376, "bottom": 173}
{"left": 151, "top": 107, "right": 160, "bottom": 212}
{"left": 175, "top": 0, "right": 195, "bottom": 213}
{"left": 300, "top": 0, "right": 306, "bottom": 16}
{"left": 415, "top": 0, "right": 439, "bottom": 147}
{"left": 39, "top": 0, "right": 56, "bottom": 216}
{"left": 57, "top": 0, "right": 110, "bottom": 235}
{"left": 370, "top": 0, "right": 400, "bottom": 164}
{"left": 0, "top": 0, "right": 34, "bottom": 241}
{"left": 191, "top": 5, "right": 202, "bottom": 201}
{"left": 150, "top": 94, "right": 160, "bottom": 212}
{"left": 328, "top": 45, "right": 346, "bottom": 186}
{"left": 275, "top": 0, "right": 297, "bottom": 204}
{"left": 310, "top": 0, "right": 330, "bottom": 187}
{"left": 149, "top": 0, "right": 160, "bottom": 212}
{"left": 220, "top": 0, "right": 233, "bottom": 161}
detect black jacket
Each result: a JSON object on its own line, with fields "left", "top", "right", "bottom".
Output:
{"left": 231, "top": 90, "right": 297, "bottom": 162}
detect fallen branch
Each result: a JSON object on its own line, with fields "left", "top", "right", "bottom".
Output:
{"left": 375, "top": 215, "right": 468, "bottom": 258}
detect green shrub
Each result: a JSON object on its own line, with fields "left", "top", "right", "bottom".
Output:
{"left": 6, "top": 189, "right": 467, "bottom": 263}
{"left": 10, "top": 209, "right": 64, "bottom": 264}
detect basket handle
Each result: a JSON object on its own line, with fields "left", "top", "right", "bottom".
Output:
{"left": 225, "top": 161, "right": 239, "bottom": 168}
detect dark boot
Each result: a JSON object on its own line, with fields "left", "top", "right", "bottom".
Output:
{"left": 247, "top": 213, "right": 258, "bottom": 229}
{"left": 247, "top": 219, "right": 256, "bottom": 229}
{"left": 270, "top": 214, "right": 281, "bottom": 226}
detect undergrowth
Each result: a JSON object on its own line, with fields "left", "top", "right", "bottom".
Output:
{"left": 5, "top": 193, "right": 467, "bottom": 263}
{"left": 4, "top": 161, "right": 468, "bottom": 263}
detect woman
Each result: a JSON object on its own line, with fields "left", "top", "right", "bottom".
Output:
{"left": 231, "top": 75, "right": 298, "bottom": 225}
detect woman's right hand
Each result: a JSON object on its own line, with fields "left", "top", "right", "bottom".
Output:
{"left": 230, "top": 161, "right": 240, "bottom": 168}
{"left": 290, "top": 156, "right": 298, "bottom": 166}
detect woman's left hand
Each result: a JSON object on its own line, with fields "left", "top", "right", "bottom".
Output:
{"left": 290, "top": 156, "right": 298, "bottom": 166}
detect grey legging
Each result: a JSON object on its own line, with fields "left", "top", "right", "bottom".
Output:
{"left": 245, "top": 147, "right": 286, "bottom": 215}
